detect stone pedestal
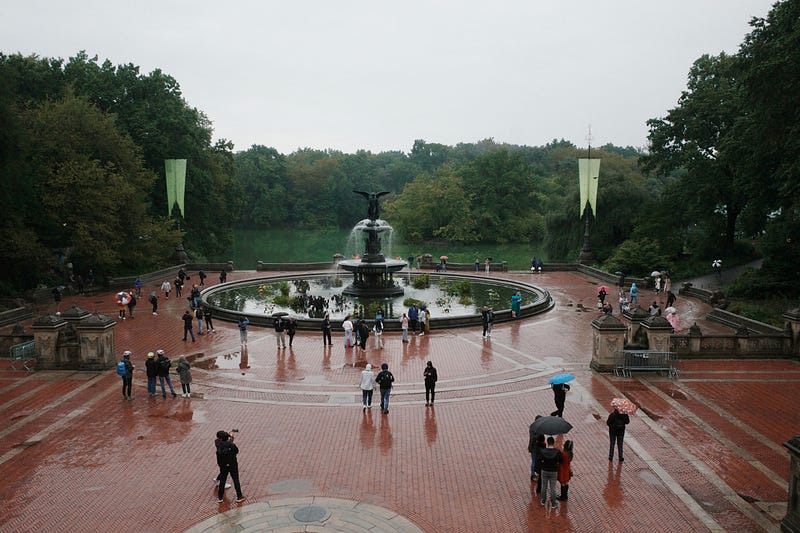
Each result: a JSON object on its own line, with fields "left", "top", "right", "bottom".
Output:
{"left": 31, "top": 315, "right": 68, "bottom": 369}
{"left": 784, "top": 308, "right": 800, "bottom": 357}
{"left": 783, "top": 436, "right": 800, "bottom": 533}
{"left": 591, "top": 314, "right": 627, "bottom": 372}
{"left": 623, "top": 306, "right": 650, "bottom": 348}
{"left": 74, "top": 313, "right": 116, "bottom": 370}
{"left": 642, "top": 315, "right": 674, "bottom": 352}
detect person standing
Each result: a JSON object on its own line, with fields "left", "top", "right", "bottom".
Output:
{"left": 401, "top": 313, "right": 409, "bottom": 343}
{"left": 536, "top": 436, "right": 563, "bottom": 508}
{"left": 550, "top": 383, "right": 570, "bottom": 417}
{"left": 374, "top": 309, "right": 384, "bottom": 336}
{"left": 134, "top": 276, "right": 143, "bottom": 297}
{"left": 174, "top": 277, "right": 183, "bottom": 299}
{"left": 423, "top": 361, "right": 438, "bottom": 406}
{"left": 408, "top": 304, "right": 419, "bottom": 335}
{"left": 119, "top": 351, "right": 134, "bottom": 400}
{"left": 213, "top": 431, "right": 233, "bottom": 490}
{"left": 215, "top": 431, "right": 245, "bottom": 503}
{"left": 176, "top": 355, "right": 192, "bottom": 398}
{"left": 360, "top": 363, "right": 376, "bottom": 410}
{"left": 145, "top": 352, "right": 158, "bottom": 396}
{"left": 274, "top": 316, "right": 287, "bottom": 349}
{"left": 127, "top": 291, "right": 137, "bottom": 319}
{"left": 423, "top": 307, "right": 431, "bottom": 335}
{"left": 198, "top": 269, "right": 207, "bottom": 287}
{"left": 475, "top": 257, "right": 480, "bottom": 273}
{"left": 203, "top": 306, "right": 215, "bottom": 333}
{"left": 481, "top": 306, "right": 491, "bottom": 338}
{"left": 484, "top": 257, "right": 491, "bottom": 274}
{"left": 219, "top": 269, "right": 228, "bottom": 284}
{"left": 663, "top": 273, "right": 672, "bottom": 294}
{"left": 156, "top": 349, "right": 178, "bottom": 398}
{"left": 418, "top": 307, "right": 427, "bottom": 336}
{"left": 376, "top": 363, "right": 395, "bottom": 414}
{"left": 598, "top": 287, "right": 607, "bottom": 304}
{"left": 238, "top": 317, "right": 250, "bottom": 345}
{"left": 286, "top": 317, "right": 297, "bottom": 347}
{"left": 195, "top": 306, "right": 204, "bottom": 335}
{"left": 342, "top": 315, "right": 354, "bottom": 348}
{"left": 629, "top": 282, "right": 639, "bottom": 306}
{"left": 149, "top": 291, "right": 159, "bottom": 315}
{"left": 182, "top": 310, "right": 196, "bottom": 342}
{"left": 528, "top": 426, "right": 545, "bottom": 489}
{"left": 666, "top": 290, "right": 677, "bottom": 308}
{"left": 161, "top": 279, "right": 171, "bottom": 299}
{"left": 557, "top": 440, "right": 574, "bottom": 501}
{"left": 511, "top": 291, "right": 522, "bottom": 318}
{"left": 190, "top": 285, "right": 201, "bottom": 309}
{"left": 357, "top": 319, "right": 370, "bottom": 352}
{"left": 607, "top": 406, "right": 630, "bottom": 462}
{"left": 322, "top": 314, "right": 332, "bottom": 346}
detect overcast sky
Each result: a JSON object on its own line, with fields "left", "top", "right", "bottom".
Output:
{"left": 2, "top": 0, "right": 776, "bottom": 155}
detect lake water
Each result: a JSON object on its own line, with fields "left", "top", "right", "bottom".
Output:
{"left": 223, "top": 229, "right": 546, "bottom": 271}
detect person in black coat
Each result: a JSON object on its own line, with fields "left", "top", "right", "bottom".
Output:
{"left": 286, "top": 317, "right": 297, "bottom": 347}
{"left": 216, "top": 431, "right": 245, "bottom": 503}
{"left": 145, "top": 352, "right": 158, "bottom": 396}
{"left": 607, "top": 407, "right": 631, "bottom": 462}
{"left": 423, "top": 361, "right": 438, "bottom": 406}
{"left": 322, "top": 314, "right": 332, "bottom": 346}
{"left": 550, "top": 383, "right": 570, "bottom": 417}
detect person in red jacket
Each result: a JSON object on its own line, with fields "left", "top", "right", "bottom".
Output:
{"left": 557, "top": 440, "right": 573, "bottom": 501}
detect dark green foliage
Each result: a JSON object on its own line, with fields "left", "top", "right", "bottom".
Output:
{"left": 602, "top": 239, "right": 672, "bottom": 278}
{"left": 412, "top": 274, "right": 430, "bottom": 289}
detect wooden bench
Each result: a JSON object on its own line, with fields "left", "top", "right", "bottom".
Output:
{"left": 10, "top": 340, "right": 36, "bottom": 372}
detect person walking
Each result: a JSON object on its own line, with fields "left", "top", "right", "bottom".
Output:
{"left": 198, "top": 269, "right": 207, "bottom": 287}
{"left": 203, "top": 306, "right": 215, "bottom": 333}
{"left": 274, "top": 316, "right": 287, "bottom": 349}
{"left": 182, "top": 310, "right": 196, "bottom": 342}
{"left": 374, "top": 308, "right": 384, "bottom": 336}
{"left": 238, "top": 317, "right": 249, "bottom": 345}
{"left": 536, "top": 436, "right": 563, "bottom": 508}
{"left": 423, "top": 361, "right": 438, "bottom": 406}
{"left": 219, "top": 269, "right": 228, "bottom": 284}
{"left": 557, "top": 440, "right": 573, "bottom": 501}
{"left": 119, "top": 351, "right": 134, "bottom": 400}
{"left": 357, "top": 318, "right": 370, "bottom": 352}
{"left": 528, "top": 418, "right": 545, "bottom": 488}
{"left": 176, "top": 355, "right": 192, "bottom": 398}
{"left": 418, "top": 307, "right": 427, "bottom": 336}
{"left": 401, "top": 313, "right": 409, "bottom": 343}
{"left": 360, "top": 363, "right": 376, "bottom": 410}
{"left": 149, "top": 291, "right": 159, "bottom": 315}
{"left": 286, "top": 317, "right": 297, "bottom": 347}
{"left": 376, "top": 363, "right": 395, "bottom": 414}
{"left": 174, "top": 277, "right": 183, "bottom": 299}
{"left": 629, "top": 282, "right": 639, "bottom": 306}
{"left": 607, "top": 406, "right": 630, "bottom": 462}
{"left": 322, "top": 314, "right": 332, "bottom": 346}
{"left": 145, "top": 351, "right": 158, "bottom": 396}
{"left": 481, "top": 306, "right": 491, "bottom": 338}
{"left": 161, "top": 279, "right": 171, "bottom": 299}
{"left": 213, "top": 431, "right": 232, "bottom": 490}
{"left": 134, "top": 276, "right": 143, "bottom": 297}
{"left": 666, "top": 290, "right": 677, "bottom": 308}
{"left": 511, "top": 291, "right": 522, "bottom": 318}
{"left": 550, "top": 382, "right": 570, "bottom": 417}
{"left": 156, "top": 350, "right": 178, "bottom": 398}
{"left": 215, "top": 431, "right": 245, "bottom": 503}
{"left": 423, "top": 307, "right": 431, "bottom": 335}
{"left": 127, "top": 291, "right": 137, "bottom": 319}
{"left": 342, "top": 315, "right": 354, "bottom": 348}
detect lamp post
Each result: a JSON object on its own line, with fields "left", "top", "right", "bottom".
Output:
{"left": 165, "top": 159, "right": 189, "bottom": 263}
{"left": 578, "top": 128, "right": 600, "bottom": 265}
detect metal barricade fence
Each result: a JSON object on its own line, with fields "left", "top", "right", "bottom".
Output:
{"left": 613, "top": 350, "right": 677, "bottom": 379}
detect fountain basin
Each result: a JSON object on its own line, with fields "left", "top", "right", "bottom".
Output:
{"left": 338, "top": 258, "right": 407, "bottom": 297}
{"left": 201, "top": 272, "right": 554, "bottom": 331}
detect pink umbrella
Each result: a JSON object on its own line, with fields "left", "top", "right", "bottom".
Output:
{"left": 597, "top": 286, "right": 610, "bottom": 293}
{"left": 611, "top": 398, "right": 637, "bottom": 415}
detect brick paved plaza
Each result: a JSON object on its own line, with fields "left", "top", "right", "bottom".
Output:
{"left": 0, "top": 270, "right": 796, "bottom": 532}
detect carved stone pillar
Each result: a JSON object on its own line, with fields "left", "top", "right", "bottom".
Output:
{"left": 623, "top": 306, "right": 650, "bottom": 348}
{"left": 783, "top": 435, "right": 800, "bottom": 533}
{"left": 642, "top": 315, "right": 674, "bottom": 352}
{"left": 31, "top": 314, "right": 68, "bottom": 369}
{"left": 74, "top": 313, "right": 116, "bottom": 371}
{"left": 784, "top": 308, "right": 800, "bottom": 358}
{"left": 591, "top": 314, "right": 627, "bottom": 372}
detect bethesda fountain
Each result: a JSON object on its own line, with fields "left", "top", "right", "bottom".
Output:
{"left": 337, "top": 191, "right": 406, "bottom": 298}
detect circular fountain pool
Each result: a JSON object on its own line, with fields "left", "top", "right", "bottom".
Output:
{"left": 201, "top": 272, "right": 553, "bottom": 331}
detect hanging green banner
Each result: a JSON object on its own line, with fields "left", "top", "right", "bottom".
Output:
{"left": 165, "top": 159, "right": 187, "bottom": 218}
{"left": 578, "top": 158, "right": 600, "bottom": 218}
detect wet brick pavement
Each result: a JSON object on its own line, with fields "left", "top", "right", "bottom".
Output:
{"left": 0, "top": 270, "right": 796, "bottom": 532}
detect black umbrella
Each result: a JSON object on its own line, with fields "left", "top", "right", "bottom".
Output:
{"left": 529, "top": 416, "right": 573, "bottom": 436}
{"left": 271, "top": 311, "right": 289, "bottom": 318}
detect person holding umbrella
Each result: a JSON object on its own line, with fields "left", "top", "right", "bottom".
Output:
{"left": 548, "top": 373, "right": 574, "bottom": 417}
{"left": 607, "top": 399, "right": 633, "bottom": 462}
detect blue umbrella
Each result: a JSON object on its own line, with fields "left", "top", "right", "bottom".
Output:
{"left": 548, "top": 373, "right": 575, "bottom": 385}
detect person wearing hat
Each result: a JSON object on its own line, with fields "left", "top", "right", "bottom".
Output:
{"left": 121, "top": 351, "right": 134, "bottom": 400}
{"left": 145, "top": 352, "right": 158, "bottom": 396}
{"left": 375, "top": 363, "right": 395, "bottom": 414}
{"left": 215, "top": 430, "right": 245, "bottom": 503}
{"left": 359, "top": 363, "right": 376, "bottom": 410}
{"left": 156, "top": 349, "right": 178, "bottom": 398}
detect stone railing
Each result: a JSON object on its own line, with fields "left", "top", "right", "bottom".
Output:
{"left": 257, "top": 261, "right": 335, "bottom": 271}
{"left": 108, "top": 262, "right": 234, "bottom": 290}
{"left": 670, "top": 328, "right": 792, "bottom": 359}
{"left": 0, "top": 306, "right": 33, "bottom": 328}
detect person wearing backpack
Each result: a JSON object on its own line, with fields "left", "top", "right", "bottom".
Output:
{"left": 238, "top": 317, "right": 249, "bottom": 345}
{"left": 156, "top": 350, "right": 177, "bottom": 398}
{"left": 376, "top": 363, "right": 395, "bottom": 414}
{"left": 215, "top": 431, "right": 245, "bottom": 503}
{"left": 194, "top": 307, "right": 204, "bottom": 335}
{"left": 607, "top": 406, "right": 630, "bottom": 462}
{"left": 117, "top": 351, "right": 134, "bottom": 400}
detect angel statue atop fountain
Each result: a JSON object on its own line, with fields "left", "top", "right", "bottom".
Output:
{"left": 353, "top": 190, "right": 391, "bottom": 221}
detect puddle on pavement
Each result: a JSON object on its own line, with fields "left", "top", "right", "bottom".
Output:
{"left": 191, "top": 350, "right": 260, "bottom": 371}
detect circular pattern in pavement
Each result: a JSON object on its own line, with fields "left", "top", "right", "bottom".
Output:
{"left": 184, "top": 497, "right": 425, "bottom": 532}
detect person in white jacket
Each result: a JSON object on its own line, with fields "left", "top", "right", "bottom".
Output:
{"left": 360, "top": 363, "right": 376, "bottom": 410}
